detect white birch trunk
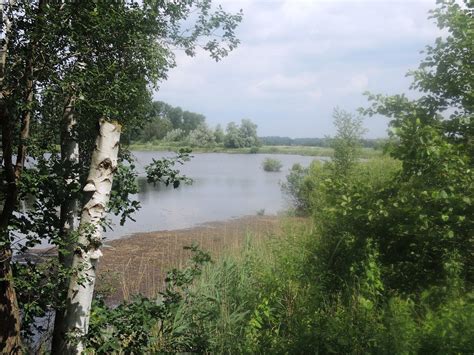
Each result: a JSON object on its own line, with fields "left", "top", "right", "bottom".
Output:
{"left": 0, "top": 1, "right": 14, "bottom": 88}
{"left": 61, "top": 119, "right": 121, "bottom": 354}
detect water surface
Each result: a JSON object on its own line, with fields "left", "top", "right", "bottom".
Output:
{"left": 105, "top": 152, "right": 321, "bottom": 239}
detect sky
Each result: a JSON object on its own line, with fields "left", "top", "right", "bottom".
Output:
{"left": 154, "top": 0, "right": 443, "bottom": 138}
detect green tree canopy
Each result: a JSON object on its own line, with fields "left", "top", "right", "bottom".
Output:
{"left": 224, "top": 119, "right": 260, "bottom": 148}
{"left": 0, "top": 0, "right": 242, "bottom": 351}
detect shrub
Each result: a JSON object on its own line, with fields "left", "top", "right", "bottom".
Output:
{"left": 262, "top": 158, "right": 282, "bottom": 172}
{"left": 163, "top": 128, "right": 185, "bottom": 142}
{"left": 186, "top": 124, "right": 216, "bottom": 147}
{"left": 85, "top": 245, "right": 213, "bottom": 354}
{"left": 249, "top": 146, "right": 259, "bottom": 154}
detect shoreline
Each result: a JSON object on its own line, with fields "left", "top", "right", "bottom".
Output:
{"left": 127, "top": 144, "right": 381, "bottom": 159}
{"left": 23, "top": 215, "right": 309, "bottom": 304}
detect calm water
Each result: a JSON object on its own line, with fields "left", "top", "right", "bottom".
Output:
{"left": 105, "top": 152, "right": 321, "bottom": 239}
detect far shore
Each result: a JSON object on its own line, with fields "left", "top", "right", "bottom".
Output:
{"left": 128, "top": 143, "right": 381, "bottom": 159}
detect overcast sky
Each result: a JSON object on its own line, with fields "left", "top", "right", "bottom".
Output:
{"left": 154, "top": 0, "right": 442, "bottom": 138}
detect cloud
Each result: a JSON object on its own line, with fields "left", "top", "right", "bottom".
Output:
{"left": 340, "top": 74, "right": 369, "bottom": 94}
{"left": 156, "top": 0, "right": 442, "bottom": 138}
{"left": 250, "top": 73, "right": 320, "bottom": 95}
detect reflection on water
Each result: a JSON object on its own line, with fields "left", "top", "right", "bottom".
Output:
{"left": 105, "top": 152, "right": 322, "bottom": 240}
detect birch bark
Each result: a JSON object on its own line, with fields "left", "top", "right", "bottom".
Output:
{"left": 60, "top": 119, "right": 121, "bottom": 354}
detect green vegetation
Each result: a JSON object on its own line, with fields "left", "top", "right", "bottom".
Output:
{"left": 2, "top": 0, "right": 472, "bottom": 352}
{"left": 130, "top": 141, "right": 380, "bottom": 158}
{"left": 129, "top": 101, "right": 261, "bottom": 150}
{"left": 129, "top": 101, "right": 384, "bottom": 157}
{"left": 262, "top": 158, "right": 283, "bottom": 172}
{"left": 82, "top": 2, "right": 473, "bottom": 353}
{"left": 260, "top": 135, "right": 387, "bottom": 150}
{"left": 0, "top": 0, "right": 242, "bottom": 351}
{"left": 223, "top": 119, "right": 260, "bottom": 148}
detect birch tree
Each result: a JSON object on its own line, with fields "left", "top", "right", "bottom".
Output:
{"left": 62, "top": 120, "right": 121, "bottom": 354}
{"left": 0, "top": 1, "right": 242, "bottom": 352}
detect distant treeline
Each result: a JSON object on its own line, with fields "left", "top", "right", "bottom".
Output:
{"left": 128, "top": 101, "right": 386, "bottom": 149}
{"left": 128, "top": 101, "right": 206, "bottom": 142}
{"left": 129, "top": 101, "right": 259, "bottom": 148}
{"left": 260, "top": 136, "right": 387, "bottom": 149}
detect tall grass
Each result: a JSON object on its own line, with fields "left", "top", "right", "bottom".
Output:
{"left": 163, "top": 219, "right": 474, "bottom": 354}
{"left": 88, "top": 153, "right": 472, "bottom": 353}
{"left": 88, "top": 213, "right": 473, "bottom": 353}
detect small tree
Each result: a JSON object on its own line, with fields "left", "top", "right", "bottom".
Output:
{"left": 187, "top": 124, "right": 216, "bottom": 147}
{"left": 163, "top": 128, "right": 186, "bottom": 142}
{"left": 224, "top": 122, "right": 244, "bottom": 148}
{"left": 239, "top": 119, "right": 260, "bottom": 147}
{"left": 214, "top": 124, "right": 225, "bottom": 144}
{"left": 331, "top": 108, "right": 366, "bottom": 176}
{"left": 224, "top": 119, "right": 259, "bottom": 148}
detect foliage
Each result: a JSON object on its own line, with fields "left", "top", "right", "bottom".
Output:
{"left": 108, "top": 162, "right": 141, "bottom": 226}
{"left": 145, "top": 149, "right": 193, "bottom": 188}
{"left": 84, "top": 245, "right": 213, "bottom": 354}
{"left": 331, "top": 107, "right": 366, "bottom": 176}
{"left": 130, "top": 103, "right": 263, "bottom": 150}
{"left": 239, "top": 119, "right": 260, "bottom": 147}
{"left": 130, "top": 101, "right": 207, "bottom": 142}
{"left": 186, "top": 124, "right": 216, "bottom": 147}
{"left": 262, "top": 158, "right": 283, "bottom": 172}
{"left": 79, "top": 1, "right": 473, "bottom": 353}
{"left": 164, "top": 223, "right": 472, "bottom": 354}
{"left": 224, "top": 119, "right": 260, "bottom": 148}
{"left": 260, "top": 136, "right": 387, "bottom": 149}
{"left": 214, "top": 124, "right": 225, "bottom": 143}
{"left": 3, "top": 0, "right": 472, "bottom": 352}
{"left": 129, "top": 142, "right": 381, "bottom": 159}
{"left": 281, "top": 162, "right": 314, "bottom": 213}
{"left": 0, "top": 0, "right": 242, "bottom": 348}
{"left": 163, "top": 128, "right": 186, "bottom": 142}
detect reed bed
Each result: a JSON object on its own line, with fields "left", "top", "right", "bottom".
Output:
{"left": 97, "top": 215, "right": 309, "bottom": 304}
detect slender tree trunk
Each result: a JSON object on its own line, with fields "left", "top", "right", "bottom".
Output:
{"left": 57, "top": 119, "right": 121, "bottom": 354}
{"left": 0, "top": 108, "right": 23, "bottom": 354}
{"left": 0, "top": 68, "right": 33, "bottom": 355}
{"left": 0, "top": 2, "right": 23, "bottom": 352}
{"left": 58, "top": 95, "right": 79, "bottom": 266}
{"left": 1, "top": 1, "right": 46, "bottom": 352}
{"left": 51, "top": 94, "right": 80, "bottom": 353}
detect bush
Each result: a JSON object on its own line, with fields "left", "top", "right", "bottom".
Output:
{"left": 163, "top": 128, "right": 185, "bottom": 142}
{"left": 262, "top": 158, "right": 282, "bottom": 172}
{"left": 85, "top": 245, "right": 213, "bottom": 353}
{"left": 186, "top": 124, "right": 216, "bottom": 147}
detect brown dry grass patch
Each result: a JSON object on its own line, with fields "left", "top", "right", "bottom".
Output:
{"left": 97, "top": 215, "right": 309, "bottom": 304}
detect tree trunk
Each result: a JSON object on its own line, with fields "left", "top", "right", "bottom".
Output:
{"left": 0, "top": 247, "right": 22, "bottom": 354}
{"left": 0, "top": 110, "right": 22, "bottom": 354}
{"left": 57, "top": 119, "right": 121, "bottom": 354}
{"left": 0, "top": 3, "right": 23, "bottom": 352}
{"left": 51, "top": 94, "right": 80, "bottom": 353}
{"left": 0, "top": 104, "right": 22, "bottom": 354}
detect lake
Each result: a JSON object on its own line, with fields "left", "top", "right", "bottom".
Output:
{"left": 105, "top": 152, "right": 321, "bottom": 239}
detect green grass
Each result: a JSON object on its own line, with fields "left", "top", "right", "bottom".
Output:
{"left": 128, "top": 141, "right": 381, "bottom": 159}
